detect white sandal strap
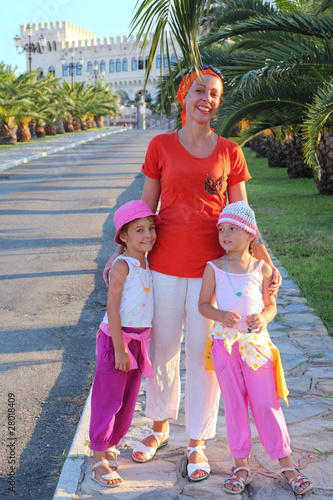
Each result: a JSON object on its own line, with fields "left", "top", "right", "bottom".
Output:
{"left": 187, "top": 462, "right": 211, "bottom": 477}
{"left": 234, "top": 466, "right": 251, "bottom": 475}
{"left": 187, "top": 445, "right": 208, "bottom": 462}
{"left": 106, "top": 447, "right": 120, "bottom": 456}
{"left": 90, "top": 459, "right": 109, "bottom": 472}
{"left": 148, "top": 426, "right": 169, "bottom": 446}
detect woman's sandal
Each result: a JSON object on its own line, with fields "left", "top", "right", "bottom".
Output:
{"left": 132, "top": 426, "right": 169, "bottom": 463}
{"left": 280, "top": 466, "right": 313, "bottom": 495}
{"left": 90, "top": 459, "right": 123, "bottom": 488}
{"left": 187, "top": 445, "right": 211, "bottom": 482}
{"left": 105, "top": 446, "right": 120, "bottom": 470}
{"left": 223, "top": 466, "right": 252, "bottom": 495}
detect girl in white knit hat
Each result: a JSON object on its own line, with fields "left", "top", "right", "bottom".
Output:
{"left": 199, "top": 201, "right": 313, "bottom": 496}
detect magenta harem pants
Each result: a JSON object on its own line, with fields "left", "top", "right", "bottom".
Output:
{"left": 89, "top": 329, "right": 144, "bottom": 451}
{"left": 212, "top": 340, "right": 292, "bottom": 460}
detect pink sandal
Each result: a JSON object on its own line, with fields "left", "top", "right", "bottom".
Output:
{"left": 280, "top": 466, "right": 313, "bottom": 495}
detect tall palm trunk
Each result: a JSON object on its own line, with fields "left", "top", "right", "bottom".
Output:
{"left": 16, "top": 125, "right": 31, "bottom": 143}
{"left": 64, "top": 121, "right": 74, "bottom": 133}
{"left": 268, "top": 133, "right": 289, "bottom": 168}
{"left": 316, "top": 130, "right": 333, "bottom": 195}
{"left": 36, "top": 124, "right": 46, "bottom": 138}
{"left": 45, "top": 124, "right": 57, "bottom": 135}
{"left": 29, "top": 119, "right": 37, "bottom": 140}
{"left": 0, "top": 123, "right": 17, "bottom": 145}
{"left": 248, "top": 132, "right": 270, "bottom": 158}
{"left": 286, "top": 134, "right": 313, "bottom": 178}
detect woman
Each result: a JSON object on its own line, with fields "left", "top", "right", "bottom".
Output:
{"left": 103, "top": 65, "right": 281, "bottom": 481}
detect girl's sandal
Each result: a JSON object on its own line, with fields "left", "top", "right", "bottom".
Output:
{"left": 90, "top": 459, "right": 123, "bottom": 488}
{"left": 132, "top": 425, "right": 169, "bottom": 463}
{"left": 223, "top": 466, "right": 252, "bottom": 495}
{"left": 280, "top": 466, "right": 313, "bottom": 495}
{"left": 105, "top": 446, "right": 120, "bottom": 470}
{"left": 187, "top": 445, "right": 211, "bottom": 482}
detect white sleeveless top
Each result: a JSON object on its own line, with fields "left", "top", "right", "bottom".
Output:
{"left": 102, "top": 255, "right": 154, "bottom": 327}
{"left": 207, "top": 259, "right": 265, "bottom": 332}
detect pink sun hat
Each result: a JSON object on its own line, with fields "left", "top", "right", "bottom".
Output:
{"left": 217, "top": 201, "right": 257, "bottom": 237}
{"left": 114, "top": 200, "right": 161, "bottom": 244}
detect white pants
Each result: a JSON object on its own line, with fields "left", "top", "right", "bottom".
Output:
{"left": 146, "top": 271, "right": 221, "bottom": 440}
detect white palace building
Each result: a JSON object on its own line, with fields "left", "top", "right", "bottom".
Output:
{"left": 18, "top": 20, "right": 182, "bottom": 102}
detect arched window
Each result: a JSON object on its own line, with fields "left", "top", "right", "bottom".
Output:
{"left": 171, "top": 53, "right": 177, "bottom": 65}
{"left": 131, "top": 57, "right": 137, "bottom": 70}
{"left": 47, "top": 41, "right": 52, "bottom": 51}
{"left": 109, "top": 59, "right": 114, "bottom": 72}
{"left": 164, "top": 54, "right": 168, "bottom": 68}
{"left": 69, "top": 65, "right": 74, "bottom": 76}
{"left": 87, "top": 61, "right": 92, "bottom": 74}
{"left": 100, "top": 60, "right": 106, "bottom": 72}
{"left": 116, "top": 59, "right": 121, "bottom": 72}
{"left": 145, "top": 56, "right": 148, "bottom": 69}
{"left": 94, "top": 61, "right": 99, "bottom": 73}
{"left": 48, "top": 66, "right": 55, "bottom": 76}
{"left": 76, "top": 63, "right": 82, "bottom": 76}
{"left": 156, "top": 55, "right": 161, "bottom": 68}
{"left": 52, "top": 41, "right": 57, "bottom": 51}
{"left": 62, "top": 64, "right": 68, "bottom": 77}
{"left": 123, "top": 58, "right": 128, "bottom": 71}
{"left": 138, "top": 56, "right": 143, "bottom": 70}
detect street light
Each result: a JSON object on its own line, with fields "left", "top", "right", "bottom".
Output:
{"left": 14, "top": 23, "right": 46, "bottom": 73}
{"left": 87, "top": 61, "right": 106, "bottom": 89}
{"left": 61, "top": 48, "right": 84, "bottom": 87}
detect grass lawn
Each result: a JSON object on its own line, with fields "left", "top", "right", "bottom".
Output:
{"left": 0, "top": 128, "right": 103, "bottom": 152}
{"left": 244, "top": 148, "right": 333, "bottom": 336}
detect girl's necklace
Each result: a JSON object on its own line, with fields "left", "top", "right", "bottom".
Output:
{"left": 123, "top": 253, "right": 151, "bottom": 292}
{"left": 135, "top": 266, "right": 151, "bottom": 292}
{"left": 224, "top": 254, "right": 252, "bottom": 297}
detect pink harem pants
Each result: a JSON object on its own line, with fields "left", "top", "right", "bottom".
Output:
{"left": 212, "top": 340, "right": 292, "bottom": 460}
{"left": 89, "top": 329, "right": 144, "bottom": 451}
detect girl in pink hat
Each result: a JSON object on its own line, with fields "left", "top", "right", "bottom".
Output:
{"left": 89, "top": 200, "right": 160, "bottom": 488}
{"left": 199, "top": 201, "right": 312, "bottom": 496}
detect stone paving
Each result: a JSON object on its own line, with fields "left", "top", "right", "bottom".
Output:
{"left": 71, "top": 250, "right": 333, "bottom": 499}
{"left": 0, "top": 127, "right": 127, "bottom": 172}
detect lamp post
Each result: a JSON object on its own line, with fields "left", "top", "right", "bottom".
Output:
{"left": 14, "top": 23, "right": 46, "bottom": 73}
{"left": 87, "top": 61, "right": 105, "bottom": 88}
{"left": 61, "top": 48, "right": 84, "bottom": 88}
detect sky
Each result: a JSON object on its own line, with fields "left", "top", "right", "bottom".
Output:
{"left": 0, "top": 0, "right": 140, "bottom": 74}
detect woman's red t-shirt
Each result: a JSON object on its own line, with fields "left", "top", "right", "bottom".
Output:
{"left": 142, "top": 132, "right": 251, "bottom": 278}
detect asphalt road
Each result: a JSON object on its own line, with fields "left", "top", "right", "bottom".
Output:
{"left": 0, "top": 129, "right": 161, "bottom": 499}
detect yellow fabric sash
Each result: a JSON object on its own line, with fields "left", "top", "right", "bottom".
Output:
{"left": 205, "top": 323, "right": 289, "bottom": 406}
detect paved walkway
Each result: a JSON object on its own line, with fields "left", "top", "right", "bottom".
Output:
{"left": 0, "top": 127, "right": 127, "bottom": 172}
{"left": 54, "top": 250, "right": 333, "bottom": 499}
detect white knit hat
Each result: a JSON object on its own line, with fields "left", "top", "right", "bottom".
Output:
{"left": 217, "top": 201, "right": 257, "bottom": 237}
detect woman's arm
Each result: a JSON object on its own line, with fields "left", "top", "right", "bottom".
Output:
{"left": 228, "top": 182, "right": 281, "bottom": 295}
{"left": 141, "top": 176, "right": 161, "bottom": 212}
{"left": 199, "top": 265, "right": 241, "bottom": 327}
{"left": 107, "top": 259, "right": 130, "bottom": 372}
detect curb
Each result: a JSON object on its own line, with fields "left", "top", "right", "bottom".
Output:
{"left": 0, "top": 128, "right": 127, "bottom": 172}
{"left": 53, "top": 389, "right": 92, "bottom": 499}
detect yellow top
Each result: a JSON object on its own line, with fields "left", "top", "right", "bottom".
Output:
{"left": 205, "top": 323, "right": 289, "bottom": 406}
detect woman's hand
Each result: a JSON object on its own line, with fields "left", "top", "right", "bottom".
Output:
{"left": 268, "top": 265, "right": 282, "bottom": 297}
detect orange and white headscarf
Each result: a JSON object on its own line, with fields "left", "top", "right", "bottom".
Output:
{"left": 177, "top": 65, "right": 224, "bottom": 127}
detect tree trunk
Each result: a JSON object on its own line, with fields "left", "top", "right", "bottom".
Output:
{"left": 86, "top": 119, "right": 93, "bottom": 129}
{"left": 29, "top": 119, "right": 37, "bottom": 140}
{"left": 64, "top": 121, "right": 74, "bottom": 133}
{"left": 0, "top": 123, "right": 17, "bottom": 145}
{"left": 16, "top": 125, "right": 31, "bottom": 143}
{"left": 36, "top": 125, "right": 46, "bottom": 138}
{"left": 316, "top": 130, "right": 333, "bottom": 195}
{"left": 73, "top": 119, "right": 81, "bottom": 131}
{"left": 268, "top": 133, "right": 288, "bottom": 168}
{"left": 248, "top": 133, "right": 270, "bottom": 158}
{"left": 81, "top": 120, "right": 88, "bottom": 130}
{"left": 96, "top": 115, "right": 104, "bottom": 128}
{"left": 286, "top": 134, "right": 313, "bottom": 178}
{"left": 45, "top": 124, "right": 57, "bottom": 136}
{"left": 55, "top": 121, "right": 65, "bottom": 134}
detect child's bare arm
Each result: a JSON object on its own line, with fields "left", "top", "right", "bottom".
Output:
{"left": 247, "top": 262, "right": 277, "bottom": 331}
{"left": 107, "top": 260, "right": 130, "bottom": 372}
{"left": 199, "top": 265, "right": 241, "bottom": 327}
